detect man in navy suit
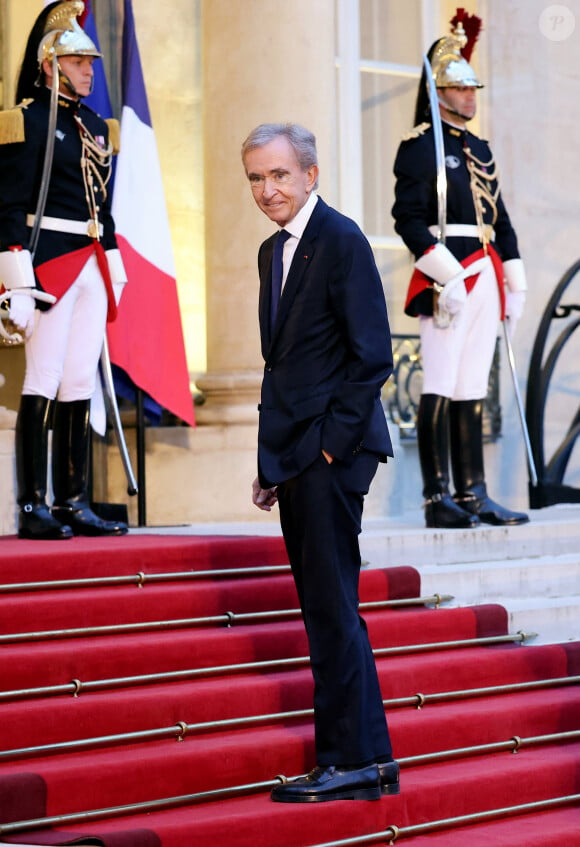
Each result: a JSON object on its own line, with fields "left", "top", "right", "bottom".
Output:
{"left": 241, "top": 123, "right": 399, "bottom": 803}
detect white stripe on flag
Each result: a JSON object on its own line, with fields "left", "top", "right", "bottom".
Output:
{"left": 111, "top": 106, "right": 176, "bottom": 278}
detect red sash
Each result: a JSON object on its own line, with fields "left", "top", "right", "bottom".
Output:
{"left": 405, "top": 244, "right": 506, "bottom": 319}
{"left": 35, "top": 242, "right": 118, "bottom": 322}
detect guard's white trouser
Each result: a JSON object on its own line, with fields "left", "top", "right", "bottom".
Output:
{"left": 22, "top": 253, "right": 108, "bottom": 401}
{"left": 419, "top": 256, "right": 500, "bottom": 400}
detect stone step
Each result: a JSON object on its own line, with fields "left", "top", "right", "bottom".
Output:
{"left": 410, "top": 553, "right": 580, "bottom": 605}
{"left": 360, "top": 504, "right": 580, "bottom": 567}
{"left": 505, "top": 595, "right": 580, "bottom": 646}
{"left": 359, "top": 506, "right": 580, "bottom": 648}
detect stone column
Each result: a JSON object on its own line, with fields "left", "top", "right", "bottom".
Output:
{"left": 197, "top": 0, "right": 337, "bottom": 424}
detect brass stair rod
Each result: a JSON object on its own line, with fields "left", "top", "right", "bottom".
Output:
{"left": 0, "top": 778, "right": 281, "bottom": 836}
{"left": 4, "top": 668, "right": 577, "bottom": 710}
{"left": 0, "top": 724, "right": 188, "bottom": 762}
{"left": 0, "top": 707, "right": 315, "bottom": 762}
{"left": 0, "top": 632, "right": 539, "bottom": 704}
{"left": 1, "top": 759, "right": 578, "bottom": 839}
{"left": 361, "top": 594, "right": 454, "bottom": 610}
{"left": 402, "top": 728, "right": 580, "bottom": 767}
{"left": 0, "top": 681, "right": 77, "bottom": 703}
{"left": 3, "top": 694, "right": 580, "bottom": 765}
{"left": 373, "top": 631, "right": 537, "bottom": 658}
{"left": 0, "top": 594, "right": 456, "bottom": 645}
{"left": 408, "top": 674, "right": 580, "bottom": 709}
{"left": 1, "top": 672, "right": 577, "bottom": 728}
{"left": 307, "top": 794, "right": 580, "bottom": 846}
{"left": 0, "top": 565, "right": 293, "bottom": 594}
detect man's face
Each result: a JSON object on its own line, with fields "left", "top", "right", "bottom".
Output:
{"left": 44, "top": 55, "right": 95, "bottom": 98}
{"left": 438, "top": 86, "right": 477, "bottom": 122}
{"left": 244, "top": 135, "right": 318, "bottom": 227}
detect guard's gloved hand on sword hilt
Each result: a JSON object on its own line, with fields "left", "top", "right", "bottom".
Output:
{"left": 415, "top": 242, "right": 467, "bottom": 328}
{"left": 415, "top": 242, "right": 494, "bottom": 329}
{"left": 0, "top": 247, "right": 55, "bottom": 343}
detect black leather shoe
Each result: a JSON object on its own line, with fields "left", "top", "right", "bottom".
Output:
{"left": 271, "top": 765, "right": 381, "bottom": 803}
{"left": 377, "top": 760, "right": 400, "bottom": 795}
{"left": 455, "top": 492, "right": 529, "bottom": 526}
{"left": 18, "top": 504, "right": 73, "bottom": 540}
{"left": 424, "top": 493, "right": 480, "bottom": 529}
{"left": 52, "top": 502, "right": 128, "bottom": 537}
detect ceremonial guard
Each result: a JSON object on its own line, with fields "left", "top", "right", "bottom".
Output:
{"left": 392, "top": 10, "right": 529, "bottom": 529}
{"left": 0, "top": 1, "right": 128, "bottom": 539}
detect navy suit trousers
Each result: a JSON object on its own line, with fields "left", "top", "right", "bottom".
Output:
{"left": 277, "top": 450, "right": 392, "bottom": 767}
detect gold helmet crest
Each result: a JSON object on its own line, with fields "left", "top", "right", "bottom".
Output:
{"left": 37, "top": 1, "right": 101, "bottom": 64}
{"left": 430, "top": 14, "right": 483, "bottom": 89}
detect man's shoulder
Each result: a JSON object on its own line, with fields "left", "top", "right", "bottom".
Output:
{"left": 315, "top": 197, "right": 362, "bottom": 236}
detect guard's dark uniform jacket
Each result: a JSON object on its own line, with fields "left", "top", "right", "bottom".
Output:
{"left": 392, "top": 121, "right": 521, "bottom": 317}
{"left": 0, "top": 86, "right": 118, "bottom": 312}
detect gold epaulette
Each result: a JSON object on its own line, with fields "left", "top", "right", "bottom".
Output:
{"left": 105, "top": 118, "right": 121, "bottom": 155}
{"left": 0, "top": 99, "right": 33, "bottom": 145}
{"left": 401, "top": 121, "right": 431, "bottom": 141}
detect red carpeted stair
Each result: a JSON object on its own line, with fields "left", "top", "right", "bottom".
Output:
{"left": 0, "top": 534, "right": 578, "bottom": 846}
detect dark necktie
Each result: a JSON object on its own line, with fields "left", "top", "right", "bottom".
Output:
{"left": 270, "top": 229, "right": 291, "bottom": 331}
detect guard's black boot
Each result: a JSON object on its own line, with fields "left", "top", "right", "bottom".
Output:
{"left": 51, "top": 400, "right": 128, "bottom": 537}
{"left": 417, "top": 394, "right": 479, "bottom": 529}
{"left": 15, "top": 395, "right": 73, "bottom": 540}
{"left": 450, "top": 399, "right": 529, "bottom": 526}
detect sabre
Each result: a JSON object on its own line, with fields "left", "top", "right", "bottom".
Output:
{"left": 422, "top": 53, "right": 447, "bottom": 244}
{"left": 100, "top": 335, "right": 138, "bottom": 496}
{"left": 502, "top": 320, "right": 538, "bottom": 487}
{"left": 422, "top": 53, "right": 450, "bottom": 326}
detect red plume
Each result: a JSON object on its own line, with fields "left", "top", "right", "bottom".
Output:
{"left": 450, "top": 7, "right": 482, "bottom": 61}
{"left": 78, "top": 0, "right": 91, "bottom": 28}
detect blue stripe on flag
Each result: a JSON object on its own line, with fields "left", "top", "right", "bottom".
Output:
{"left": 122, "top": 0, "right": 152, "bottom": 127}
{"left": 83, "top": 8, "right": 114, "bottom": 119}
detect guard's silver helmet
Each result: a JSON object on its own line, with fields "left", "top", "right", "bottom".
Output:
{"left": 430, "top": 22, "right": 483, "bottom": 88}
{"left": 37, "top": 1, "right": 101, "bottom": 64}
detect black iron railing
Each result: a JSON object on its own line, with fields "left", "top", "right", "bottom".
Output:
{"left": 526, "top": 260, "right": 580, "bottom": 508}
{"left": 385, "top": 334, "right": 502, "bottom": 443}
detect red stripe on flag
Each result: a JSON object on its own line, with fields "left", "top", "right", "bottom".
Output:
{"left": 107, "top": 236, "right": 195, "bottom": 426}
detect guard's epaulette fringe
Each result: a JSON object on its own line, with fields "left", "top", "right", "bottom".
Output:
{"left": 401, "top": 121, "right": 431, "bottom": 141}
{"left": 105, "top": 118, "right": 121, "bottom": 155}
{"left": 0, "top": 99, "right": 33, "bottom": 145}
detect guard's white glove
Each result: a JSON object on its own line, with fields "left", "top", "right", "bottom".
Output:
{"left": 8, "top": 290, "right": 36, "bottom": 338}
{"left": 505, "top": 290, "right": 526, "bottom": 337}
{"left": 503, "top": 258, "right": 527, "bottom": 293}
{"left": 503, "top": 258, "right": 527, "bottom": 338}
{"left": 437, "top": 273, "right": 467, "bottom": 316}
{"left": 415, "top": 243, "right": 467, "bottom": 328}
{"left": 106, "top": 248, "right": 128, "bottom": 305}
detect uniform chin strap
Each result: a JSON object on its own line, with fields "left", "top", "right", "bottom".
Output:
{"left": 56, "top": 60, "right": 94, "bottom": 98}
{"left": 437, "top": 92, "right": 473, "bottom": 123}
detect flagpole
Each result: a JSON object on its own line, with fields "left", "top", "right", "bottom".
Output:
{"left": 136, "top": 388, "right": 147, "bottom": 526}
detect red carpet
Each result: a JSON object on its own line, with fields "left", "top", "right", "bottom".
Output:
{"left": 0, "top": 534, "right": 578, "bottom": 846}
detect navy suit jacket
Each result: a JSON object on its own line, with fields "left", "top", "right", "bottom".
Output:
{"left": 257, "top": 196, "right": 394, "bottom": 488}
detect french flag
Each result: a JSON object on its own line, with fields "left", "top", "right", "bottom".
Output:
{"left": 105, "top": 0, "right": 195, "bottom": 426}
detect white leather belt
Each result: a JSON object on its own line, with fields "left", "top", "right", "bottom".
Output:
{"left": 26, "top": 214, "right": 103, "bottom": 238}
{"left": 429, "top": 224, "right": 495, "bottom": 242}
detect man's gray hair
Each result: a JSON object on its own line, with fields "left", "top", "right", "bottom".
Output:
{"left": 242, "top": 123, "right": 319, "bottom": 189}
